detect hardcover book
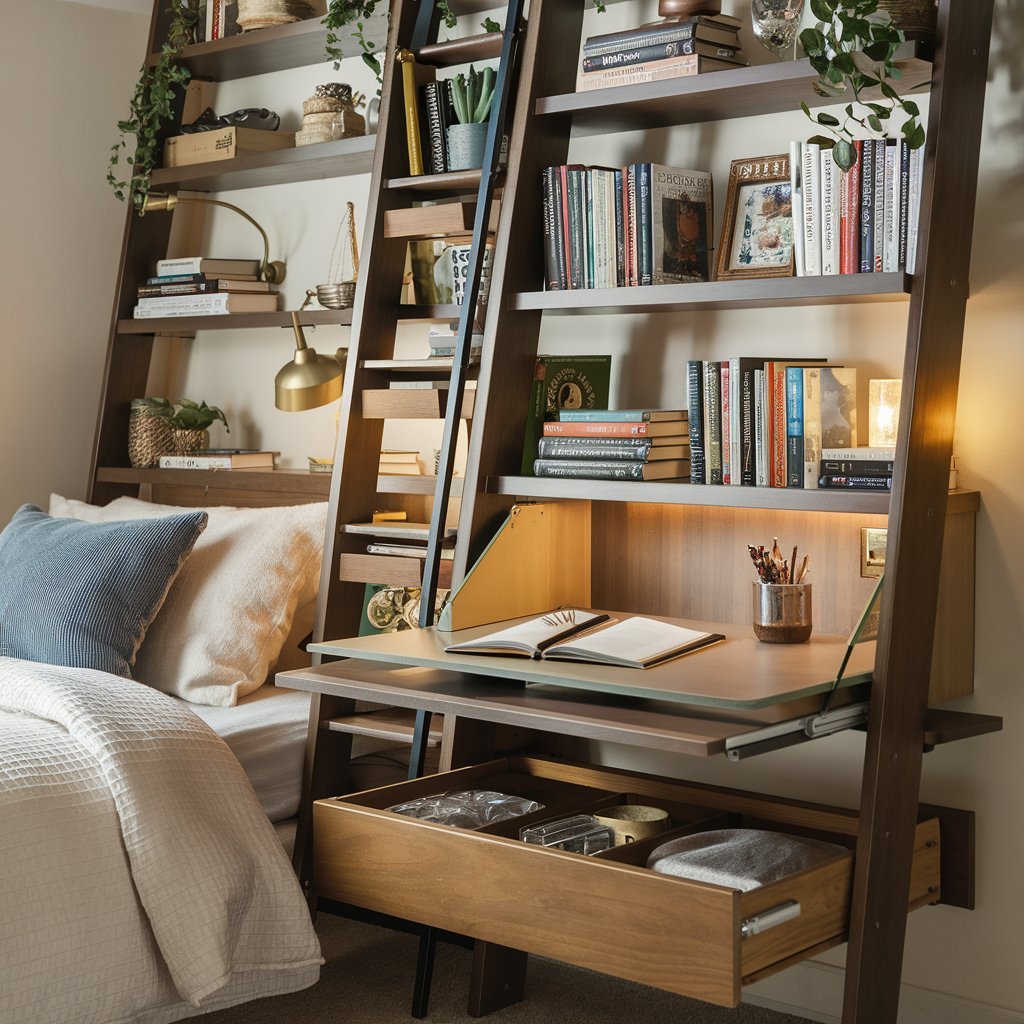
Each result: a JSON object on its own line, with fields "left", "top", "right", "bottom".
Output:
{"left": 819, "top": 367, "right": 858, "bottom": 449}
{"left": 649, "top": 165, "right": 713, "bottom": 285}
{"left": 536, "top": 437, "right": 689, "bottom": 461}
{"left": 532, "top": 458, "right": 690, "bottom": 480}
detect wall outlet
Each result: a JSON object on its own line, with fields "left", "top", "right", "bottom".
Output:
{"left": 861, "top": 528, "right": 887, "bottom": 578}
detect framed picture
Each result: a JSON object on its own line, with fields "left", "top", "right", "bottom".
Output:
{"left": 716, "top": 154, "right": 795, "bottom": 280}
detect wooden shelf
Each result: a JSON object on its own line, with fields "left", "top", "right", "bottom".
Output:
{"left": 327, "top": 708, "right": 443, "bottom": 746}
{"left": 95, "top": 466, "right": 331, "bottom": 495}
{"left": 155, "top": 17, "right": 388, "bottom": 81}
{"left": 415, "top": 31, "right": 504, "bottom": 66}
{"left": 117, "top": 309, "right": 353, "bottom": 335}
{"left": 151, "top": 135, "right": 375, "bottom": 193}
{"left": 361, "top": 358, "right": 479, "bottom": 374}
{"left": 362, "top": 388, "right": 476, "bottom": 419}
{"left": 385, "top": 169, "right": 485, "bottom": 194}
{"left": 512, "top": 274, "right": 913, "bottom": 314}
{"left": 396, "top": 304, "right": 465, "bottom": 321}
{"left": 377, "top": 475, "right": 465, "bottom": 496}
{"left": 339, "top": 552, "right": 453, "bottom": 588}
{"left": 384, "top": 200, "right": 499, "bottom": 239}
{"left": 922, "top": 709, "right": 1003, "bottom": 750}
{"left": 536, "top": 57, "right": 933, "bottom": 137}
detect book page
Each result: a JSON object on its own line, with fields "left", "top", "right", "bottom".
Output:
{"left": 547, "top": 616, "right": 716, "bottom": 666}
{"left": 446, "top": 609, "right": 608, "bottom": 655}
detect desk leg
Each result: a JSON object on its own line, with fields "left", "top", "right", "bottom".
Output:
{"left": 469, "top": 941, "right": 528, "bottom": 1017}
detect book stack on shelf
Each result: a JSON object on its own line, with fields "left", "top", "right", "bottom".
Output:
{"left": 686, "top": 358, "right": 873, "bottom": 490}
{"left": 819, "top": 446, "right": 895, "bottom": 492}
{"left": 379, "top": 450, "right": 422, "bottom": 477}
{"left": 534, "top": 410, "right": 690, "bottom": 481}
{"left": 577, "top": 12, "right": 747, "bottom": 92}
{"left": 346, "top": 521, "right": 456, "bottom": 589}
{"left": 158, "top": 449, "right": 276, "bottom": 470}
{"left": 132, "top": 258, "right": 280, "bottom": 318}
{"left": 428, "top": 324, "right": 483, "bottom": 361}
{"left": 790, "top": 137, "right": 926, "bottom": 278}
{"left": 542, "top": 163, "right": 712, "bottom": 290}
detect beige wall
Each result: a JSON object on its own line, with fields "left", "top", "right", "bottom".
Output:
{"left": 3, "top": 0, "right": 1022, "bottom": 1017}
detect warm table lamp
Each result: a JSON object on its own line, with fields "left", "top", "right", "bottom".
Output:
{"left": 868, "top": 379, "right": 902, "bottom": 448}
{"left": 275, "top": 293, "right": 346, "bottom": 411}
{"left": 140, "top": 192, "right": 286, "bottom": 284}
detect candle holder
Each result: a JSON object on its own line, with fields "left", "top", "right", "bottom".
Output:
{"left": 868, "top": 379, "right": 902, "bottom": 449}
{"left": 753, "top": 582, "right": 813, "bottom": 644}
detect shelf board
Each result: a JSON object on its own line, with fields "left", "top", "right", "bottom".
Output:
{"left": 922, "top": 709, "right": 1003, "bottom": 750}
{"left": 361, "top": 358, "right": 479, "bottom": 374}
{"left": 385, "top": 169, "right": 486, "bottom": 194}
{"left": 416, "top": 31, "right": 504, "bottom": 67}
{"left": 396, "top": 304, "right": 464, "bottom": 321}
{"left": 155, "top": 17, "right": 388, "bottom": 81}
{"left": 117, "top": 309, "right": 353, "bottom": 335}
{"left": 512, "top": 274, "right": 912, "bottom": 314}
{"left": 537, "top": 57, "right": 933, "bottom": 136}
{"left": 362, "top": 388, "right": 476, "bottom": 419}
{"left": 96, "top": 466, "right": 331, "bottom": 495}
{"left": 327, "top": 708, "right": 443, "bottom": 746}
{"left": 377, "top": 475, "right": 465, "bottom": 496}
{"left": 150, "top": 135, "right": 375, "bottom": 192}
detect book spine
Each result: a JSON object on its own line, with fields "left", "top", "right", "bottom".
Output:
{"left": 422, "top": 82, "right": 447, "bottom": 175}
{"left": 558, "top": 409, "right": 679, "bottom": 422}
{"left": 821, "top": 459, "right": 895, "bottom": 475}
{"left": 820, "top": 148, "right": 839, "bottom": 276}
{"left": 533, "top": 459, "right": 654, "bottom": 480}
{"left": 400, "top": 55, "right": 424, "bottom": 176}
{"left": 844, "top": 142, "right": 862, "bottom": 274}
{"left": 790, "top": 141, "right": 805, "bottom": 277}
{"left": 821, "top": 446, "right": 896, "bottom": 460}
{"left": 581, "top": 37, "right": 736, "bottom": 71}
{"left": 537, "top": 438, "right": 659, "bottom": 460}
{"left": 785, "top": 366, "right": 804, "bottom": 488}
{"left": 158, "top": 455, "right": 234, "bottom": 469}
{"left": 146, "top": 273, "right": 206, "bottom": 285}
{"left": 802, "top": 142, "right": 821, "bottom": 276}
{"left": 613, "top": 169, "right": 626, "bottom": 288}
{"left": 605, "top": 171, "right": 618, "bottom": 290}
{"left": 754, "top": 369, "right": 768, "bottom": 487}
{"left": 542, "top": 421, "right": 661, "bottom": 437}
{"left": 137, "top": 281, "right": 222, "bottom": 297}
{"left": 704, "top": 361, "right": 723, "bottom": 485}
{"left": 898, "top": 141, "right": 911, "bottom": 271}
{"left": 577, "top": 56, "right": 700, "bottom": 91}
{"left": 566, "top": 168, "right": 584, "bottom": 290}
{"left": 552, "top": 169, "right": 568, "bottom": 289}
{"left": 583, "top": 21, "right": 699, "bottom": 54}
{"left": 134, "top": 293, "right": 230, "bottom": 312}
{"left": 687, "top": 360, "right": 706, "bottom": 484}
{"left": 720, "top": 361, "right": 731, "bottom": 486}
{"left": 584, "top": 169, "right": 595, "bottom": 289}
{"left": 559, "top": 165, "right": 573, "bottom": 288}
{"left": 803, "top": 366, "right": 821, "bottom": 489}
{"left": 626, "top": 165, "right": 638, "bottom": 287}
{"left": 770, "top": 362, "right": 787, "bottom": 487}
{"left": 818, "top": 475, "right": 893, "bottom": 490}
{"left": 155, "top": 257, "right": 203, "bottom": 276}
{"left": 729, "top": 357, "right": 741, "bottom": 487}
{"left": 907, "top": 142, "right": 925, "bottom": 275}
{"left": 872, "top": 138, "right": 886, "bottom": 272}
{"left": 638, "top": 163, "right": 652, "bottom": 287}
{"left": 859, "top": 139, "right": 874, "bottom": 273}
{"left": 542, "top": 167, "right": 561, "bottom": 290}
{"left": 740, "top": 362, "right": 756, "bottom": 486}
{"left": 883, "top": 140, "right": 900, "bottom": 273}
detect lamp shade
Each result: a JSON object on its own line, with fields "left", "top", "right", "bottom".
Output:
{"left": 275, "top": 313, "right": 345, "bottom": 411}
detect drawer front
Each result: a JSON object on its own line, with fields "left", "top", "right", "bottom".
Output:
{"left": 313, "top": 758, "right": 941, "bottom": 1007}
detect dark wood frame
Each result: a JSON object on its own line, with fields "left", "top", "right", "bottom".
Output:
{"left": 714, "top": 152, "right": 796, "bottom": 282}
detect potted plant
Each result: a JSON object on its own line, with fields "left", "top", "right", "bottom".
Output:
{"left": 799, "top": 0, "right": 926, "bottom": 171}
{"left": 447, "top": 65, "right": 496, "bottom": 171}
{"left": 134, "top": 397, "right": 230, "bottom": 457}
{"left": 108, "top": 1, "right": 202, "bottom": 208}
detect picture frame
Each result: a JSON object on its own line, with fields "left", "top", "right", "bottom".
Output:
{"left": 715, "top": 153, "right": 795, "bottom": 281}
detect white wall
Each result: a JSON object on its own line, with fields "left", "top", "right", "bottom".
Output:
{"left": 3, "top": 0, "right": 1022, "bottom": 1018}
{"left": 0, "top": 3, "right": 148, "bottom": 524}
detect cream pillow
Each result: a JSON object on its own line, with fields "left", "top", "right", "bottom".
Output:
{"left": 49, "top": 494, "right": 327, "bottom": 706}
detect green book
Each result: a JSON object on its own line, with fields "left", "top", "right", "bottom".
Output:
{"left": 520, "top": 355, "right": 612, "bottom": 474}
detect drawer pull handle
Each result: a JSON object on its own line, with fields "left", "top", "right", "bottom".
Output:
{"left": 741, "top": 900, "right": 801, "bottom": 938}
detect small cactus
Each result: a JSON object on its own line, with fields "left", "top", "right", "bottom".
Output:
{"left": 450, "top": 65, "right": 496, "bottom": 124}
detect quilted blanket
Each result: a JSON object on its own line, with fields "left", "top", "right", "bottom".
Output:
{"left": 0, "top": 657, "right": 321, "bottom": 1024}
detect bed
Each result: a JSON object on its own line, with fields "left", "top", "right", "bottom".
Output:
{"left": 0, "top": 490, "right": 358, "bottom": 1024}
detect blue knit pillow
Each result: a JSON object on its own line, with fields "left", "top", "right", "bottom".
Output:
{"left": 0, "top": 504, "right": 207, "bottom": 678}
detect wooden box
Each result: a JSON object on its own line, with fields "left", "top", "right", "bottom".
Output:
{"left": 163, "top": 127, "right": 296, "bottom": 167}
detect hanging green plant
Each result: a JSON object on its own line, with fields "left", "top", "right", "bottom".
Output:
{"left": 108, "top": 1, "right": 202, "bottom": 208}
{"left": 799, "top": 0, "right": 925, "bottom": 172}
{"left": 324, "top": 0, "right": 385, "bottom": 82}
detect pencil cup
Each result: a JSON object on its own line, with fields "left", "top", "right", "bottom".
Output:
{"left": 753, "top": 582, "right": 812, "bottom": 644}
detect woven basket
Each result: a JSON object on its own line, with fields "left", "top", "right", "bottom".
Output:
{"left": 236, "top": 0, "right": 313, "bottom": 31}
{"left": 303, "top": 96, "right": 345, "bottom": 116}
{"left": 170, "top": 428, "right": 210, "bottom": 454}
{"left": 128, "top": 403, "right": 173, "bottom": 468}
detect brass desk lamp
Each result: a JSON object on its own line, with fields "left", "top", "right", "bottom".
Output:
{"left": 275, "top": 292, "right": 347, "bottom": 412}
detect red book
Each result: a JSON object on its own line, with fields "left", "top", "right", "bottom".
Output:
{"left": 542, "top": 420, "right": 687, "bottom": 438}
{"left": 840, "top": 142, "right": 862, "bottom": 275}
{"left": 720, "top": 360, "right": 731, "bottom": 485}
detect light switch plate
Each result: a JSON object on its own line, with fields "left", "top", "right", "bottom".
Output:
{"left": 861, "top": 528, "right": 888, "bottom": 578}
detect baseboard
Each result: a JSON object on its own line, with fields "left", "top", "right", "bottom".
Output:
{"left": 744, "top": 961, "right": 1024, "bottom": 1023}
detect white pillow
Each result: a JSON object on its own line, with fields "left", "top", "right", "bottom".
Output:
{"left": 49, "top": 494, "right": 327, "bottom": 706}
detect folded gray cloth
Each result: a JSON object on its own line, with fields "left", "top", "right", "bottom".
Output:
{"left": 647, "top": 828, "right": 847, "bottom": 892}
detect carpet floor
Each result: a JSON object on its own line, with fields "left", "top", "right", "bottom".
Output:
{"left": 192, "top": 912, "right": 812, "bottom": 1024}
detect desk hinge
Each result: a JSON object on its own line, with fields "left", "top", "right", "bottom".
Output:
{"left": 725, "top": 702, "right": 870, "bottom": 761}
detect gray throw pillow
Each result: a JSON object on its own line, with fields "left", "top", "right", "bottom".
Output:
{"left": 0, "top": 503, "right": 207, "bottom": 678}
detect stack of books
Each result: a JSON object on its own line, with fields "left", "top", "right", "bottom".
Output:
{"left": 158, "top": 449, "right": 276, "bottom": 471}
{"left": 578, "top": 13, "right": 746, "bottom": 92}
{"left": 428, "top": 324, "right": 483, "bottom": 361}
{"left": 819, "top": 446, "right": 895, "bottom": 492}
{"left": 686, "top": 358, "right": 868, "bottom": 490}
{"left": 533, "top": 410, "right": 690, "bottom": 481}
{"left": 132, "top": 257, "right": 280, "bottom": 318}
{"left": 379, "top": 450, "right": 422, "bottom": 476}
{"left": 542, "top": 163, "right": 713, "bottom": 291}
{"left": 790, "top": 136, "right": 926, "bottom": 277}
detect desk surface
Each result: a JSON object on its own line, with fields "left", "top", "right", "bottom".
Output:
{"left": 309, "top": 610, "right": 874, "bottom": 711}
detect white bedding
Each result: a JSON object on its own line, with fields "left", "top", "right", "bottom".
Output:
{"left": 0, "top": 657, "right": 322, "bottom": 1024}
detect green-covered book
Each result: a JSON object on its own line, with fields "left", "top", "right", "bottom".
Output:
{"left": 520, "top": 355, "right": 612, "bottom": 474}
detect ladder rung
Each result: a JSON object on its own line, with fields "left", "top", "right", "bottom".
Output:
{"left": 415, "top": 31, "right": 503, "bottom": 67}
{"left": 328, "top": 709, "right": 444, "bottom": 746}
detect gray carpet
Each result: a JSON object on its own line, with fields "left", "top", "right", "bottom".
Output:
{"left": 192, "top": 912, "right": 812, "bottom": 1023}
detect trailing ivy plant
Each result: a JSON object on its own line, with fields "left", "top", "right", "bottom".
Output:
{"left": 108, "top": 1, "right": 201, "bottom": 208}
{"left": 799, "top": 0, "right": 925, "bottom": 171}
{"left": 324, "top": 0, "right": 385, "bottom": 81}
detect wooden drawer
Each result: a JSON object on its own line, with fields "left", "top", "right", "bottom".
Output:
{"left": 314, "top": 757, "right": 941, "bottom": 1008}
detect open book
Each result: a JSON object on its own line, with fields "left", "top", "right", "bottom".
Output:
{"left": 444, "top": 610, "right": 725, "bottom": 670}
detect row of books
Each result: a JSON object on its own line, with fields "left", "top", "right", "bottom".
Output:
{"left": 686, "top": 359, "right": 881, "bottom": 490}
{"left": 578, "top": 13, "right": 746, "bottom": 92}
{"left": 790, "top": 137, "right": 925, "bottom": 278}
{"left": 533, "top": 409, "right": 690, "bottom": 481}
{"left": 132, "top": 257, "right": 279, "bottom": 318}
{"left": 541, "top": 163, "right": 713, "bottom": 291}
